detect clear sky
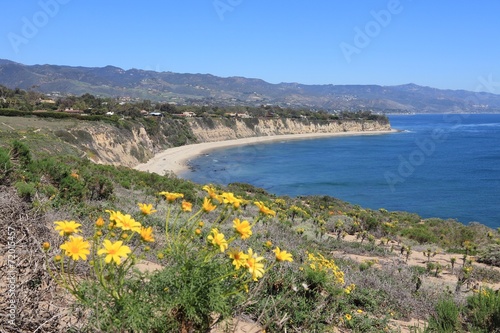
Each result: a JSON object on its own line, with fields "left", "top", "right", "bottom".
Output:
{"left": 2, "top": 1, "right": 500, "bottom": 93}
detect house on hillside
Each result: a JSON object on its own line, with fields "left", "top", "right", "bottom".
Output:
{"left": 63, "top": 108, "right": 83, "bottom": 114}
{"left": 173, "top": 111, "right": 196, "bottom": 117}
{"left": 39, "top": 99, "right": 56, "bottom": 104}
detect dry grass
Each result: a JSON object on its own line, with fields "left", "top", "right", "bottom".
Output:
{"left": 0, "top": 186, "right": 85, "bottom": 333}
{"left": 0, "top": 116, "right": 77, "bottom": 132}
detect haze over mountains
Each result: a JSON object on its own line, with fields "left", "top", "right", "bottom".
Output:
{"left": 1, "top": 59, "right": 499, "bottom": 114}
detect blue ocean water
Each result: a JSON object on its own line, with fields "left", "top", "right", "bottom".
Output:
{"left": 181, "top": 114, "right": 500, "bottom": 229}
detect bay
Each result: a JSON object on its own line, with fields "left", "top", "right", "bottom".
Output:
{"left": 182, "top": 114, "right": 500, "bottom": 229}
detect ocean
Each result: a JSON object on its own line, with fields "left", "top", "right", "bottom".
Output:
{"left": 181, "top": 114, "right": 500, "bottom": 229}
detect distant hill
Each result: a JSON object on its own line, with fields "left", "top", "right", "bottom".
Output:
{"left": 1, "top": 59, "right": 499, "bottom": 113}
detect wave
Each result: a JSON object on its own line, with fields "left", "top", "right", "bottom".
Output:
{"left": 454, "top": 123, "right": 500, "bottom": 128}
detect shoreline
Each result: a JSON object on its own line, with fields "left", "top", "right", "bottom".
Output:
{"left": 134, "top": 129, "right": 399, "bottom": 176}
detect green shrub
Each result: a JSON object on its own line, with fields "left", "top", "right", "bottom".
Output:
{"left": 58, "top": 175, "right": 87, "bottom": 202}
{"left": 0, "top": 147, "right": 12, "bottom": 184}
{"left": 11, "top": 140, "right": 32, "bottom": 166}
{"left": 426, "top": 297, "right": 462, "bottom": 333}
{"left": 401, "top": 226, "right": 438, "bottom": 244}
{"left": 464, "top": 288, "right": 500, "bottom": 332}
{"left": 33, "top": 111, "right": 73, "bottom": 119}
{"left": 144, "top": 255, "right": 239, "bottom": 332}
{"left": 0, "top": 108, "right": 32, "bottom": 117}
{"left": 15, "top": 181, "right": 36, "bottom": 200}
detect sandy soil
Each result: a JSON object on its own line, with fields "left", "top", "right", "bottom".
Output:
{"left": 134, "top": 130, "right": 397, "bottom": 176}
{"left": 334, "top": 234, "right": 500, "bottom": 291}
{"left": 330, "top": 234, "right": 500, "bottom": 333}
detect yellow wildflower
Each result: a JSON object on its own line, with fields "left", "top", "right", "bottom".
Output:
{"left": 233, "top": 218, "right": 252, "bottom": 240}
{"left": 138, "top": 203, "right": 157, "bottom": 215}
{"left": 265, "top": 240, "right": 273, "bottom": 248}
{"left": 54, "top": 220, "right": 82, "bottom": 236}
{"left": 246, "top": 248, "right": 265, "bottom": 281}
{"left": 95, "top": 216, "right": 105, "bottom": 228}
{"left": 254, "top": 201, "right": 276, "bottom": 217}
{"left": 345, "top": 314, "right": 352, "bottom": 321}
{"left": 195, "top": 228, "right": 202, "bottom": 235}
{"left": 203, "top": 185, "right": 218, "bottom": 199}
{"left": 228, "top": 248, "right": 249, "bottom": 270}
{"left": 140, "top": 226, "right": 155, "bottom": 242}
{"left": 60, "top": 236, "right": 90, "bottom": 261}
{"left": 97, "top": 240, "right": 131, "bottom": 265}
{"left": 115, "top": 212, "right": 142, "bottom": 233}
{"left": 221, "top": 192, "right": 243, "bottom": 208}
{"left": 105, "top": 209, "right": 120, "bottom": 223}
{"left": 344, "top": 283, "right": 356, "bottom": 294}
{"left": 42, "top": 242, "right": 50, "bottom": 251}
{"left": 202, "top": 197, "right": 217, "bottom": 212}
{"left": 207, "top": 228, "right": 228, "bottom": 252}
{"left": 273, "top": 247, "right": 293, "bottom": 262}
{"left": 158, "top": 191, "right": 184, "bottom": 202}
{"left": 181, "top": 200, "right": 192, "bottom": 212}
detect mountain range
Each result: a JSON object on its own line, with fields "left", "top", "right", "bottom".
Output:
{"left": 1, "top": 59, "right": 499, "bottom": 113}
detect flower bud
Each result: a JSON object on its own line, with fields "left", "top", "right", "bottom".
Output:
{"left": 95, "top": 217, "right": 105, "bottom": 228}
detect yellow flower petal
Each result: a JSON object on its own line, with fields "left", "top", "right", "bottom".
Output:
{"left": 98, "top": 239, "right": 131, "bottom": 265}
{"left": 60, "top": 236, "right": 90, "bottom": 261}
{"left": 54, "top": 220, "right": 82, "bottom": 236}
{"left": 273, "top": 247, "right": 293, "bottom": 262}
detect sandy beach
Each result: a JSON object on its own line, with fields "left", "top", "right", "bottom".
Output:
{"left": 134, "top": 129, "right": 398, "bottom": 176}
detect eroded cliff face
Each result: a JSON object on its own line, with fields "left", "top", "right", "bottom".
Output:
{"left": 62, "top": 122, "right": 156, "bottom": 167}
{"left": 59, "top": 117, "right": 390, "bottom": 167}
{"left": 83, "top": 124, "right": 154, "bottom": 166}
{"left": 187, "top": 117, "right": 391, "bottom": 142}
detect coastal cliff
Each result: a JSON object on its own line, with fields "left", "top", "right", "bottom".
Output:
{"left": 54, "top": 117, "right": 390, "bottom": 167}
{"left": 188, "top": 117, "right": 390, "bottom": 142}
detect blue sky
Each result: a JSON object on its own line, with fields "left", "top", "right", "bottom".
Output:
{"left": 2, "top": 1, "right": 500, "bottom": 92}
